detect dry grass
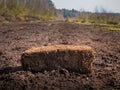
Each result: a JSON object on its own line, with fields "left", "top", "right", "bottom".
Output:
{"left": 21, "top": 45, "right": 94, "bottom": 74}
{"left": 25, "top": 45, "right": 92, "bottom": 53}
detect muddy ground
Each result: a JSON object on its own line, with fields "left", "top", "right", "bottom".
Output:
{"left": 0, "top": 21, "right": 120, "bottom": 90}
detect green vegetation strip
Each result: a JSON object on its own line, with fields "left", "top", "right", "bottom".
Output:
{"left": 75, "top": 22, "right": 120, "bottom": 30}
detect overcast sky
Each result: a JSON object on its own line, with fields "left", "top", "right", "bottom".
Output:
{"left": 51, "top": 0, "right": 120, "bottom": 13}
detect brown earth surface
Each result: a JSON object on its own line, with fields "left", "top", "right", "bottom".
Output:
{"left": 0, "top": 21, "right": 120, "bottom": 90}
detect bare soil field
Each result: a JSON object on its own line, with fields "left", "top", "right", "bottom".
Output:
{"left": 0, "top": 21, "right": 120, "bottom": 90}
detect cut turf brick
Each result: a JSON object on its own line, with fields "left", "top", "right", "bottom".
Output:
{"left": 21, "top": 45, "right": 94, "bottom": 74}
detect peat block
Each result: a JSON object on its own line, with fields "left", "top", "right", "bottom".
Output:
{"left": 21, "top": 45, "right": 94, "bottom": 74}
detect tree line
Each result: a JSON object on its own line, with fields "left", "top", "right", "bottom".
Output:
{"left": 58, "top": 8, "right": 120, "bottom": 25}
{"left": 76, "top": 12, "right": 120, "bottom": 25}
{"left": 0, "top": 0, "right": 56, "bottom": 21}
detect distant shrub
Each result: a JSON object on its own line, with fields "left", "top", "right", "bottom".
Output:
{"left": 107, "top": 21, "right": 118, "bottom": 25}
{"left": 65, "top": 18, "right": 69, "bottom": 22}
{"left": 81, "top": 20, "right": 85, "bottom": 23}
